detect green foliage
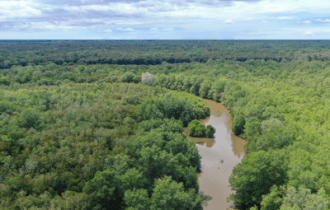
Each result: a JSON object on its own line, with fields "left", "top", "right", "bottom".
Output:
{"left": 0, "top": 81, "right": 209, "bottom": 209}
{"left": 124, "top": 175, "right": 211, "bottom": 210}
{"left": 149, "top": 176, "right": 201, "bottom": 210}
{"left": 137, "top": 91, "right": 209, "bottom": 126}
{"left": 83, "top": 168, "right": 148, "bottom": 210}
{"left": 199, "top": 80, "right": 211, "bottom": 98}
{"left": 137, "top": 118, "right": 183, "bottom": 133}
{"left": 83, "top": 170, "right": 121, "bottom": 209}
{"left": 187, "top": 120, "right": 215, "bottom": 138}
{"left": 228, "top": 150, "right": 288, "bottom": 210}
{"left": 0, "top": 100, "right": 14, "bottom": 114}
{"left": 137, "top": 98, "right": 164, "bottom": 120}
{"left": 260, "top": 185, "right": 286, "bottom": 210}
{"left": 19, "top": 108, "right": 41, "bottom": 129}
{"left": 208, "top": 79, "right": 226, "bottom": 101}
{"left": 6, "top": 177, "right": 21, "bottom": 191}
{"left": 121, "top": 72, "right": 136, "bottom": 83}
{"left": 188, "top": 120, "right": 204, "bottom": 137}
{"left": 124, "top": 188, "right": 150, "bottom": 210}
{"left": 232, "top": 112, "right": 245, "bottom": 136}
{"left": 0, "top": 76, "right": 10, "bottom": 85}
{"left": 134, "top": 118, "right": 201, "bottom": 173}
{"left": 205, "top": 125, "right": 216, "bottom": 138}
{"left": 136, "top": 145, "right": 199, "bottom": 193}
{"left": 280, "top": 187, "right": 328, "bottom": 210}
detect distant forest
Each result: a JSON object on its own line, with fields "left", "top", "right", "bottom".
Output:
{"left": 1, "top": 40, "right": 330, "bottom": 210}
{"left": 1, "top": 40, "right": 330, "bottom": 69}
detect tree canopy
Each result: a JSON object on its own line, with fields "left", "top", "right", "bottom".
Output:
{"left": 1, "top": 40, "right": 330, "bottom": 210}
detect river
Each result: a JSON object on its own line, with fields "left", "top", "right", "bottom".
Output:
{"left": 183, "top": 99, "right": 246, "bottom": 210}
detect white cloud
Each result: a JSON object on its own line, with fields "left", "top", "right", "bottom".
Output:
{"left": 57, "top": 0, "right": 330, "bottom": 25}
{"left": 73, "top": 3, "right": 150, "bottom": 15}
{"left": 81, "top": 0, "right": 104, "bottom": 3}
{"left": 224, "top": 19, "right": 233, "bottom": 24}
{"left": 3, "top": 0, "right": 330, "bottom": 39}
{"left": 163, "top": 27, "right": 174, "bottom": 31}
{"left": 316, "top": 18, "right": 330, "bottom": 22}
{"left": 0, "top": 0, "right": 42, "bottom": 20}
{"left": 304, "top": 31, "right": 313, "bottom": 36}
{"left": 27, "top": 21, "right": 83, "bottom": 30}
{"left": 102, "top": 20, "right": 145, "bottom": 26}
{"left": 278, "top": 16, "right": 296, "bottom": 20}
{"left": 150, "top": 27, "right": 174, "bottom": 33}
{"left": 117, "top": 27, "right": 134, "bottom": 31}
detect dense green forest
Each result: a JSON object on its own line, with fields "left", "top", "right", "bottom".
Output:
{"left": 0, "top": 82, "right": 211, "bottom": 209}
{"left": 1, "top": 40, "right": 330, "bottom": 210}
{"left": 1, "top": 40, "right": 330, "bottom": 69}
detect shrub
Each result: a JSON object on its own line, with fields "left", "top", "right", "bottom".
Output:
{"left": 205, "top": 125, "right": 216, "bottom": 138}
{"left": 188, "top": 120, "right": 215, "bottom": 138}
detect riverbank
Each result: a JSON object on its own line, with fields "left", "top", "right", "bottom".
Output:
{"left": 183, "top": 99, "right": 246, "bottom": 210}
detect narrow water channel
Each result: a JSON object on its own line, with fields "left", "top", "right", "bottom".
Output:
{"left": 183, "top": 99, "right": 246, "bottom": 210}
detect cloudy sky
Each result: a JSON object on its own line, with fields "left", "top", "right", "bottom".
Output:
{"left": 1, "top": 0, "right": 330, "bottom": 39}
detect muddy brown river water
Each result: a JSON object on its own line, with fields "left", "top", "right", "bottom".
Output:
{"left": 183, "top": 99, "right": 246, "bottom": 210}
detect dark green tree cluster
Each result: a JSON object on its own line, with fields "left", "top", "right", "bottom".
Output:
{"left": 187, "top": 120, "right": 215, "bottom": 138}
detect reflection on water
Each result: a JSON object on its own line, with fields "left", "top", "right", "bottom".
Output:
{"left": 183, "top": 99, "right": 246, "bottom": 210}
{"left": 183, "top": 128, "right": 215, "bottom": 148}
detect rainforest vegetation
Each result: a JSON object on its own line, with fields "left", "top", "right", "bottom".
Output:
{"left": 1, "top": 40, "right": 330, "bottom": 210}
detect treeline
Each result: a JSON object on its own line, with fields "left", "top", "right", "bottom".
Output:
{"left": 1, "top": 40, "right": 330, "bottom": 69}
{"left": 0, "top": 82, "right": 211, "bottom": 209}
